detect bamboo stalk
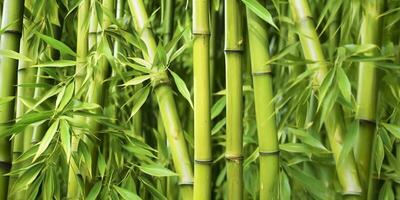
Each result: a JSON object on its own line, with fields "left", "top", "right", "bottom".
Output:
{"left": 246, "top": 2, "right": 279, "bottom": 198}
{"left": 289, "top": 0, "right": 362, "bottom": 197}
{"left": 0, "top": 0, "right": 25, "bottom": 198}
{"left": 67, "top": 0, "right": 90, "bottom": 198}
{"left": 9, "top": 18, "right": 38, "bottom": 200}
{"left": 354, "top": 0, "right": 383, "bottom": 198}
{"left": 193, "top": 0, "right": 212, "bottom": 199}
{"left": 162, "top": 0, "right": 174, "bottom": 43}
{"left": 127, "top": 0, "right": 194, "bottom": 198}
{"left": 224, "top": 0, "right": 243, "bottom": 199}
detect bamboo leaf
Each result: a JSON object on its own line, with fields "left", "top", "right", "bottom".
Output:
{"left": 36, "top": 33, "right": 77, "bottom": 56}
{"left": 86, "top": 182, "right": 102, "bottom": 200}
{"left": 0, "top": 96, "right": 15, "bottom": 105}
{"left": 382, "top": 123, "right": 400, "bottom": 139}
{"left": 338, "top": 121, "right": 358, "bottom": 167}
{"left": 336, "top": 66, "right": 352, "bottom": 102}
{"left": 122, "top": 75, "right": 152, "bottom": 86}
{"left": 11, "top": 164, "right": 42, "bottom": 193}
{"left": 59, "top": 119, "right": 71, "bottom": 162}
{"left": 170, "top": 70, "right": 193, "bottom": 108}
{"left": 34, "top": 119, "right": 60, "bottom": 161}
{"left": 241, "top": 0, "right": 278, "bottom": 30}
{"left": 114, "top": 186, "right": 142, "bottom": 200}
{"left": 129, "top": 86, "right": 150, "bottom": 119}
{"left": 138, "top": 164, "right": 178, "bottom": 177}
{"left": 32, "top": 60, "right": 76, "bottom": 68}
{"left": 0, "top": 49, "right": 32, "bottom": 62}
{"left": 97, "top": 152, "right": 106, "bottom": 178}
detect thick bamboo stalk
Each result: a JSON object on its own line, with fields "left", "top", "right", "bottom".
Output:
{"left": 224, "top": 0, "right": 243, "bottom": 199}
{"left": 9, "top": 20, "right": 38, "bottom": 200}
{"left": 289, "top": 0, "right": 362, "bottom": 197}
{"left": 193, "top": 0, "right": 212, "bottom": 199}
{"left": 0, "top": 0, "right": 25, "bottom": 198}
{"left": 246, "top": 2, "right": 279, "bottom": 198}
{"left": 354, "top": 0, "right": 383, "bottom": 198}
{"left": 67, "top": 0, "right": 90, "bottom": 198}
{"left": 127, "top": 0, "right": 194, "bottom": 198}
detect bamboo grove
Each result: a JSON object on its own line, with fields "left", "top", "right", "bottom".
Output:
{"left": 1, "top": 0, "right": 400, "bottom": 199}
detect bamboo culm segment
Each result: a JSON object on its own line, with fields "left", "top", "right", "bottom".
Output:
{"left": 67, "top": 0, "right": 90, "bottom": 198}
{"left": 246, "top": 3, "right": 279, "bottom": 199}
{"left": 354, "top": 0, "right": 383, "bottom": 198}
{"left": 9, "top": 19, "right": 38, "bottom": 200}
{"left": 0, "top": 0, "right": 25, "bottom": 198}
{"left": 289, "top": 0, "right": 362, "bottom": 196}
{"left": 128, "top": 0, "right": 194, "bottom": 199}
{"left": 224, "top": 0, "right": 243, "bottom": 199}
{"left": 193, "top": 0, "right": 212, "bottom": 199}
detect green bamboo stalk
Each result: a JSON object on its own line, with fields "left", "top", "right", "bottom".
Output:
{"left": 9, "top": 19, "right": 38, "bottom": 200}
{"left": 246, "top": 2, "right": 279, "bottom": 198}
{"left": 354, "top": 0, "right": 383, "bottom": 198}
{"left": 162, "top": 0, "right": 174, "bottom": 43}
{"left": 0, "top": 0, "right": 25, "bottom": 198}
{"left": 289, "top": 0, "right": 362, "bottom": 197}
{"left": 127, "top": 0, "right": 194, "bottom": 198}
{"left": 193, "top": 0, "right": 212, "bottom": 199}
{"left": 224, "top": 0, "right": 243, "bottom": 199}
{"left": 67, "top": 0, "right": 90, "bottom": 198}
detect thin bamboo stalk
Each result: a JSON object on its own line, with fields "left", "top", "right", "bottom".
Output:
{"left": 0, "top": 0, "right": 25, "bottom": 198}
{"left": 162, "top": 0, "right": 174, "bottom": 43}
{"left": 354, "top": 0, "right": 383, "bottom": 198}
{"left": 289, "top": 0, "right": 362, "bottom": 197}
{"left": 127, "top": 0, "right": 194, "bottom": 198}
{"left": 224, "top": 0, "right": 243, "bottom": 199}
{"left": 67, "top": 0, "right": 90, "bottom": 198}
{"left": 246, "top": 2, "right": 279, "bottom": 198}
{"left": 193, "top": 0, "right": 212, "bottom": 199}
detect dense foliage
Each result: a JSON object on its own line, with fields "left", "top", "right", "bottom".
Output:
{"left": 0, "top": 0, "right": 400, "bottom": 199}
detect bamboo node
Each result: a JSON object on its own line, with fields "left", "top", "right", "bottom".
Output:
{"left": 194, "top": 159, "right": 213, "bottom": 165}
{"left": 224, "top": 48, "right": 243, "bottom": 53}
{"left": 357, "top": 118, "right": 376, "bottom": 124}
{"left": 4, "top": 29, "right": 22, "bottom": 36}
{"left": 225, "top": 155, "right": 244, "bottom": 162}
{"left": 178, "top": 181, "right": 194, "bottom": 186}
{"left": 0, "top": 161, "right": 12, "bottom": 170}
{"left": 252, "top": 71, "right": 272, "bottom": 76}
{"left": 259, "top": 150, "right": 280, "bottom": 156}
{"left": 152, "top": 77, "right": 171, "bottom": 89}
{"left": 192, "top": 31, "right": 210, "bottom": 36}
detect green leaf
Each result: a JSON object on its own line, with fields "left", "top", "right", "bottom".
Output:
{"left": 97, "top": 152, "right": 106, "bottom": 178}
{"left": 123, "top": 75, "right": 152, "bottom": 86}
{"left": 170, "top": 70, "right": 193, "bottom": 108}
{"left": 0, "top": 49, "right": 32, "bottom": 62}
{"left": 129, "top": 86, "right": 150, "bottom": 119}
{"left": 211, "top": 96, "right": 226, "bottom": 119}
{"left": 114, "top": 186, "right": 142, "bottom": 200}
{"left": 36, "top": 33, "right": 76, "bottom": 56}
{"left": 0, "top": 96, "right": 15, "bottom": 105}
{"left": 57, "top": 82, "right": 75, "bottom": 111}
{"left": 32, "top": 60, "right": 76, "bottom": 68}
{"left": 11, "top": 164, "right": 42, "bottom": 193}
{"left": 336, "top": 66, "right": 352, "bottom": 102}
{"left": 86, "top": 182, "right": 102, "bottom": 200}
{"left": 59, "top": 119, "right": 71, "bottom": 162}
{"left": 382, "top": 123, "right": 400, "bottom": 139}
{"left": 241, "top": 0, "right": 278, "bottom": 30}
{"left": 34, "top": 119, "right": 60, "bottom": 161}
{"left": 338, "top": 121, "right": 358, "bottom": 167}
{"left": 138, "top": 164, "right": 178, "bottom": 177}
{"left": 375, "top": 134, "right": 384, "bottom": 177}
